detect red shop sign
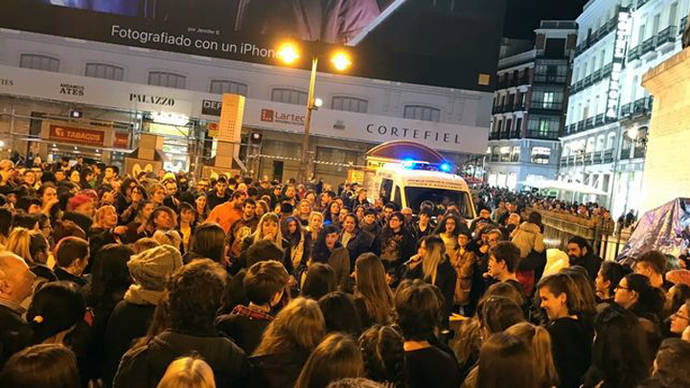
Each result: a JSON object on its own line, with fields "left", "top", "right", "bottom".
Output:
{"left": 114, "top": 132, "right": 130, "bottom": 149}
{"left": 49, "top": 125, "right": 104, "bottom": 146}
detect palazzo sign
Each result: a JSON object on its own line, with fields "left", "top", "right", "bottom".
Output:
{"left": 606, "top": 10, "right": 632, "bottom": 119}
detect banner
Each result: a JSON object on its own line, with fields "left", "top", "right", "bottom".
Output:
{"left": 0, "top": 0, "right": 505, "bottom": 91}
{"left": 49, "top": 124, "right": 105, "bottom": 146}
{"left": 114, "top": 132, "right": 130, "bottom": 148}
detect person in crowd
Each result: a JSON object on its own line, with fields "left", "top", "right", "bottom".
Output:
{"left": 295, "top": 333, "right": 365, "bottom": 388}
{"left": 594, "top": 261, "right": 631, "bottom": 311}
{"left": 301, "top": 263, "right": 337, "bottom": 300}
{"left": 117, "top": 200, "right": 154, "bottom": 244}
{"left": 401, "top": 235, "right": 457, "bottom": 322}
{"left": 235, "top": 212, "right": 290, "bottom": 274}
{"left": 435, "top": 213, "right": 463, "bottom": 259}
{"left": 311, "top": 225, "right": 350, "bottom": 290}
{"left": 358, "top": 325, "right": 405, "bottom": 388}
{"left": 582, "top": 304, "right": 652, "bottom": 388}
{"left": 452, "top": 231, "right": 476, "bottom": 312}
{"left": 5, "top": 227, "right": 34, "bottom": 264}
{"left": 284, "top": 216, "right": 310, "bottom": 271}
{"left": 395, "top": 279, "right": 461, "bottom": 388}
{"left": 504, "top": 322, "right": 559, "bottom": 388}
{"left": 250, "top": 297, "right": 325, "bottom": 388}
{"left": 54, "top": 237, "right": 90, "bottom": 287}
{"left": 536, "top": 273, "right": 594, "bottom": 388}
{"left": 318, "top": 291, "right": 363, "bottom": 337}
{"left": 296, "top": 200, "right": 312, "bottom": 227}
{"left": 476, "top": 296, "right": 525, "bottom": 342}
{"left": 471, "top": 206, "right": 494, "bottom": 233}
{"left": 103, "top": 245, "right": 183, "bottom": 386}
{"left": 665, "top": 283, "right": 690, "bottom": 319}
{"left": 510, "top": 211, "right": 545, "bottom": 294}
{"left": 635, "top": 250, "right": 673, "bottom": 291}
{"left": 353, "top": 253, "right": 394, "bottom": 327}
{"left": 306, "top": 211, "right": 324, "bottom": 249}
{"left": 177, "top": 202, "right": 197, "bottom": 254}
{"left": 614, "top": 273, "right": 665, "bottom": 323}
{"left": 486, "top": 241, "right": 524, "bottom": 295}
{"left": 228, "top": 199, "right": 259, "bottom": 260}
{"left": 206, "top": 190, "right": 246, "bottom": 234}
{"left": 359, "top": 208, "right": 381, "bottom": 255}
{"left": 340, "top": 213, "right": 373, "bottom": 268}
{"left": 216, "top": 260, "right": 289, "bottom": 355}
{"left": 195, "top": 193, "right": 209, "bottom": 221}
{"left": 642, "top": 338, "right": 690, "bottom": 388}
{"left": 324, "top": 201, "right": 342, "bottom": 228}
{"left": 148, "top": 183, "right": 166, "bottom": 207}
{"left": 413, "top": 208, "right": 434, "bottom": 240}
{"left": 379, "top": 212, "right": 416, "bottom": 269}
{"left": 566, "top": 236, "right": 602, "bottom": 281}
{"left": 185, "top": 222, "right": 226, "bottom": 265}
{"left": 0, "top": 344, "right": 80, "bottom": 388}
{"left": 668, "top": 297, "right": 690, "bottom": 336}
{"left": 157, "top": 356, "right": 216, "bottom": 388}
{"left": 113, "top": 259, "right": 247, "bottom": 388}
{"left": 476, "top": 333, "right": 535, "bottom": 388}
{"left": 0, "top": 252, "right": 36, "bottom": 367}
{"left": 562, "top": 267, "right": 598, "bottom": 321}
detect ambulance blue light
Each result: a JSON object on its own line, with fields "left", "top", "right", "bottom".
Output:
{"left": 440, "top": 163, "right": 451, "bottom": 172}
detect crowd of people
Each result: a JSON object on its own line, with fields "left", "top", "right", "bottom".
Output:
{"left": 0, "top": 156, "right": 688, "bottom": 388}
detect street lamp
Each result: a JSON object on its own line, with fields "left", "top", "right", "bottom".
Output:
{"left": 277, "top": 42, "right": 352, "bottom": 183}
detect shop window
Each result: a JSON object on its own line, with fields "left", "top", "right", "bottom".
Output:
{"left": 403, "top": 105, "right": 441, "bottom": 122}
{"left": 499, "top": 146, "right": 511, "bottom": 162}
{"left": 332, "top": 96, "right": 368, "bottom": 113}
{"left": 85, "top": 63, "right": 124, "bottom": 81}
{"left": 20, "top": 54, "right": 59, "bottom": 72}
{"left": 271, "top": 88, "right": 308, "bottom": 105}
{"left": 511, "top": 146, "right": 520, "bottom": 162}
{"left": 531, "top": 147, "right": 551, "bottom": 164}
{"left": 210, "top": 80, "right": 248, "bottom": 96}
{"left": 149, "top": 72, "right": 186, "bottom": 89}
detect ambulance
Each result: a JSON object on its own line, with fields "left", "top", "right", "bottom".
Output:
{"left": 365, "top": 161, "right": 476, "bottom": 220}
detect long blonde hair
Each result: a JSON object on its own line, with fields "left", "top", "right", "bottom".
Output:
{"left": 504, "top": 322, "right": 559, "bottom": 388}
{"left": 6, "top": 227, "right": 32, "bottom": 264}
{"left": 253, "top": 213, "right": 283, "bottom": 249}
{"left": 421, "top": 236, "right": 446, "bottom": 285}
{"left": 253, "top": 297, "right": 325, "bottom": 357}
{"left": 354, "top": 253, "right": 394, "bottom": 325}
{"left": 157, "top": 356, "right": 216, "bottom": 388}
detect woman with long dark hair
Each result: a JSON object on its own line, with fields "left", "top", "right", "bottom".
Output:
{"left": 311, "top": 225, "right": 350, "bottom": 290}
{"left": 323, "top": 201, "right": 342, "bottom": 228}
{"left": 285, "top": 216, "right": 310, "bottom": 270}
{"left": 184, "top": 222, "right": 226, "bottom": 264}
{"left": 353, "top": 253, "right": 394, "bottom": 328}
{"left": 434, "top": 214, "right": 461, "bottom": 259}
{"left": 359, "top": 325, "right": 406, "bottom": 388}
{"left": 295, "top": 333, "right": 364, "bottom": 388}
{"left": 614, "top": 273, "right": 665, "bottom": 322}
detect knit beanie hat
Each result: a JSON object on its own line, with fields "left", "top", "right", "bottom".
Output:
{"left": 127, "top": 244, "right": 183, "bottom": 291}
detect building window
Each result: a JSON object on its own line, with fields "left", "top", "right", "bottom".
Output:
{"left": 271, "top": 88, "right": 308, "bottom": 105}
{"left": 606, "top": 132, "right": 616, "bottom": 149}
{"left": 332, "top": 96, "right": 368, "bottom": 113}
{"left": 148, "top": 72, "right": 186, "bottom": 89}
{"left": 531, "top": 147, "right": 551, "bottom": 164}
{"left": 404, "top": 105, "right": 441, "bottom": 122}
{"left": 515, "top": 117, "right": 523, "bottom": 135}
{"left": 491, "top": 147, "right": 500, "bottom": 162}
{"left": 19, "top": 54, "right": 59, "bottom": 72}
{"left": 85, "top": 63, "right": 124, "bottom": 81}
{"left": 500, "top": 146, "right": 511, "bottom": 162}
{"left": 511, "top": 146, "right": 520, "bottom": 162}
{"left": 210, "top": 80, "right": 248, "bottom": 96}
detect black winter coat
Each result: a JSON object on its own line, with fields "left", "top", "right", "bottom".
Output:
{"left": 113, "top": 330, "right": 247, "bottom": 388}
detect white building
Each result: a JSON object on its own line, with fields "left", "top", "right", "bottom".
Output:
{"left": 485, "top": 22, "right": 577, "bottom": 191}
{"left": 560, "top": 0, "right": 687, "bottom": 218}
{"left": 0, "top": 29, "right": 492, "bottom": 185}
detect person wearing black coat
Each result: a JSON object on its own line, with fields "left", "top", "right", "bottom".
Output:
{"left": 339, "top": 213, "right": 373, "bottom": 268}
{"left": 113, "top": 260, "right": 247, "bottom": 388}
{"left": 379, "top": 212, "right": 417, "bottom": 270}
{"left": 103, "top": 245, "right": 183, "bottom": 387}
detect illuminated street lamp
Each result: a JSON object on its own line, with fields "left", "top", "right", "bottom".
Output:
{"left": 278, "top": 42, "right": 352, "bottom": 183}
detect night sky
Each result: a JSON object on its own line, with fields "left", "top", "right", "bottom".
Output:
{"left": 503, "top": 0, "right": 590, "bottom": 39}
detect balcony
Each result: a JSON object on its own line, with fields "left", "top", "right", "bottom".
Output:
{"left": 681, "top": 17, "right": 687, "bottom": 35}
{"left": 632, "top": 96, "right": 653, "bottom": 116}
{"left": 533, "top": 74, "right": 568, "bottom": 84}
{"left": 513, "top": 103, "right": 526, "bottom": 111}
{"left": 603, "top": 149, "right": 614, "bottom": 164}
{"left": 488, "top": 132, "right": 500, "bottom": 140}
{"left": 627, "top": 46, "right": 640, "bottom": 62}
{"left": 657, "top": 26, "right": 677, "bottom": 49}
{"left": 640, "top": 36, "right": 656, "bottom": 56}
{"left": 601, "top": 62, "right": 613, "bottom": 78}
{"left": 620, "top": 102, "right": 633, "bottom": 118}
{"left": 574, "top": 8, "right": 628, "bottom": 58}
{"left": 585, "top": 117, "right": 596, "bottom": 129}
{"left": 633, "top": 147, "right": 646, "bottom": 159}
{"left": 526, "top": 130, "right": 559, "bottom": 140}
{"left": 529, "top": 101, "right": 564, "bottom": 113}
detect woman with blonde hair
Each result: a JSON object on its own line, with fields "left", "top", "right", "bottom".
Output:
{"left": 504, "top": 322, "right": 559, "bottom": 388}
{"left": 353, "top": 253, "right": 394, "bottom": 327}
{"left": 157, "top": 356, "right": 216, "bottom": 388}
{"left": 6, "top": 227, "right": 33, "bottom": 264}
{"left": 251, "top": 297, "right": 326, "bottom": 388}
{"left": 295, "top": 333, "right": 364, "bottom": 388}
{"left": 401, "top": 235, "right": 457, "bottom": 322}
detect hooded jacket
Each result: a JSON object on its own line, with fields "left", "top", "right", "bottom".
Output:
{"left": 510, "top": 222, "right": 545, "bottom": 259}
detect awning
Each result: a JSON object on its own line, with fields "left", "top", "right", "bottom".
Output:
{"left": 520, "top": 179, "right": 608, "bottom": 196}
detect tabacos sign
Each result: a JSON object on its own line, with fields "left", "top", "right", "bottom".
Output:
{"left": 49, "top": 124, "right": 104, "bottom": 146}
{"left": 0, "top": 78, "right": 13, "bottom": 87}
{"left": 129, "top": 93, "right": 175, "bottom": 106}
{"left": 260, "top": 109, "right": 305, "bottom": 126}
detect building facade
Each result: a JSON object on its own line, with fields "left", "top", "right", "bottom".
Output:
{"left": 0, "top": 28, "right": 492, "bottom": 186}
{"left": 560, "top": 0, "right": 687, "bottom": 218}
{"left": 485, "top": 21, "right": 577, "bottom": 190}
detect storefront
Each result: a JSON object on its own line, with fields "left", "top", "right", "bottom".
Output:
{"left": 1, "top": 64, "right": 489, "bottom": 182}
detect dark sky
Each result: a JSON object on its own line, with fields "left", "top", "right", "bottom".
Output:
{"left": 503, "top": 0, "right": 589, "bottom": 39}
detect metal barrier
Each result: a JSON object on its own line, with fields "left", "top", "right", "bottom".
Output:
{"left": 526, "top": 207, "right": 628, "bottom": 260}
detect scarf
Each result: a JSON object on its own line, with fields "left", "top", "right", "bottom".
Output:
{"left": 124, "top": 284, "right": 165, "bottom": 306}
